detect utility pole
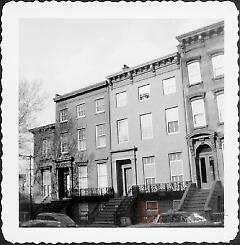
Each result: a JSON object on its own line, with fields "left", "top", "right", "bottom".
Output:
{"left": 19, "top": 154, "right": 34, "bottom": 219}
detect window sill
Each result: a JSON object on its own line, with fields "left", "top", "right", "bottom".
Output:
{"left": 213, "top": 75, "right": 224, "bottom": 81}
{"left": 96, "top": 146, "right": 107, "bottom": 149}
{"left": 118, "top": 141, "right": 129, "bottom": 144}
{"left": 193, "top": 125, "right": 207, "bottom": 130}
{"left": 60, "top": 120, "right": 68, "bottom": 123}
{"left": 139, "top": 99, "right": 150, "bottom": 102}
{"left": 217, "top": 121, "right": 224, "bottom": 126}
{"left": 188, "top": 81, "right": 203, "bottom": 88}
{"left": 78, "top": 149, "right": 87, "bottom": 152}
{"left": 167, "top": 131, "right": 180, "bottom": 135}
{"left": 141, "top": 137, "right": 153, "bottom": 140}
{"left": 77, "top": 116, "right": 86, "bottom": 119}
{"left": 95, "top": 111, "right": 105, "bottom": 115}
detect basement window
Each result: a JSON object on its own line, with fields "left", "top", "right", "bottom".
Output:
{"left": 146, "top": 201, "right": 158, "bottom": 212}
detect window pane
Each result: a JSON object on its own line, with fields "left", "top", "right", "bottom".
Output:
{"left": 143, "top": 156, "right": 155, "bottom": 182}
{"left": 97, "top": 163, "right": 108, "bottom": 188}
{"left": 116, "top": 91, "right": 127, "bottom": 107}
{"left": 78, "top": 128, "right": 86, "bottom": 151}
{"left": 139, "top": 85, "right": 150, "bottom": 101}
{"left": 187, "top": 62, "right": 201, "bottom": 85}
{"left": 169, "top": 153, "right": 183, "bottom": 182}
{"left": 79, "top": 166, "right": 88, "bottom": 189}
{"left": 217, "top": 93, "right": 224, "bottom": 122}
{"left": 61, "top": 133, "right": 68, "bottom": 153}
{"left": 163, "top": 77, "right": 176, "bottom": 95}
{"left": 140, "top": 113, "right": 153, "bottom": 139}
{"left": 212, "top": 54, "right": 224, "bottom": 77}
{"left": 191, "top": 99, "right": 206, "bottom": 127}
{"left": 117, "top": 119, "right": 129, "bottom": 143}
{"left": 166, "top": 107, "right": 179, "bottom": 133}
{"left": 59, "top": 109, "right": 67, "bottom": 122}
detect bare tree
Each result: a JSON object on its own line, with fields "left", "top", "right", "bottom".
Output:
{"left": 19, "top": 78, "right": 48, "bottom": 150}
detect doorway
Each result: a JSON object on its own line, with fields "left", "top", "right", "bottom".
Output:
{"left": 58, "top": 168, "right": 70, "bottom": 199}
{"left": 116, "top": 159, "right": 132, "bottom": 196}
{"left": 196, "top": 144, "right": 215, "bottom": 189}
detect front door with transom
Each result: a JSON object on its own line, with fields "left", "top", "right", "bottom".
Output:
{"left": 196, "top": 144, "right": 215, "bottom": 189}
{"left": 58, "top": 168, "right": 70, "bottom": 199}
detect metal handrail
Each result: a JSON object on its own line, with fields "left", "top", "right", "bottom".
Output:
{"left": 68, "top": 187, "right": 114, "bottom": 197}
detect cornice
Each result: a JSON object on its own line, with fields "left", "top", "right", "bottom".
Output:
{"left": 177, "top": 21, "right": 224, "bottom": 50}
{"left": 107, "top": 52, "right": 179, "bottom": 84}
{"left": 29, "top": 123, "right": 55, "bottom": 134}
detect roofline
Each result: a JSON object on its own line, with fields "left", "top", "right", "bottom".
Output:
{"left": 106, "top": 52, "right": 178, "bottom": 80}
{"left": 29, "top": 123, "right": 55, "bottom": 134}
{"left": 53, "top": 80, "right": 108, "bottom": 102}
{"left": 176, "top": 21, "right": 224, "bottom": 41}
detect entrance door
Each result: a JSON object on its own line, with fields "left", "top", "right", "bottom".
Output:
{"left": 196, "top": 145, "right": 215, "bottom": 189}
{"left": 124, "top": 167, "right": 132, "bottom": 195}
{"left": 58, "top": 168, "right": 70, "bottom": 199}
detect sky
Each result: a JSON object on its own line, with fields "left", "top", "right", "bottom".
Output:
{"left": 19, "top": 18, "right": 222, "bottom": 127}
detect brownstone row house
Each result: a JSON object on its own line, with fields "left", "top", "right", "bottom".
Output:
{"left": 29, "top": 21, "right": 224, "bottom": 226}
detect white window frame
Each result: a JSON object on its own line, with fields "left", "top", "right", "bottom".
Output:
{"left": 97, "top": 163, "right": 108, "bottom": 189}
{"left": 138, "top": 84, "right": 150, "bottom": 101}
{"left": 42, "top": 169, "right": 51, "bottom": 197}
{"left": 59, "top": 109, "right": 68, "bottom": 122}
{"left": 163, "top": 77, "right": 176, "bottom": 95}
{"left": 60, "top": 133, "right": 68, "bottom": 154}
{"left": 143, "top": 156, "right": 156, "bottom": 185}
{"left": 78, "top": 128, "right": 87, "bottom": 151}
{"left": 169, "top": 152, "right": 184, "bottom": 183}
{"left": 117, "top": 118, "right": 129, "bottom": 144}
{"left": 41, "top": 139, "right": 50, "bottom": 158}
{"left": 95, "top": 98, "right": 105, "bottom": 113}
{"left": 78, "top": 165, "right": 88, "bottom": 189}
{"left": 165, "top": 107, "right": 179, "bottom": 134}
{"left": 140, "top": 113, "right": 153, "bottom": 140}
{"left": 212, "top": 54, "right": 224, "bottom": 78}
{"left": 116, "top": 91, "right": 127, "bottom": 108}
{"left": 77, "top": 103, "right": 86, "bottom": 118}
{"left": 191, "top": 98, "right": 206, "bottom": 128}
{"left": 96, "top": 124, "right": 107, "bottom": 148}
{"left": 216, "top": 92, "right": 224, "bottom": 123}
{"left": 187, "top": 61, "right": 202, "bottom": 85}
{"left": 146, "top": 201, "right": 158, "bottom": 212}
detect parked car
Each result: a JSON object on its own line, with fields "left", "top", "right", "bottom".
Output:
{"left": 35, "top": 212, "right": 79, "bottom": 227}
{"left": 20, "top": 219, "right": 64, "bottom": 227}
{"left": 130, "top": 211, "right": 223, "bottom": 228}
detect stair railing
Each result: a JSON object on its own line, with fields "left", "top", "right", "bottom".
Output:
{"left": 88, "top": 201, "right": 107, "bottom": 224}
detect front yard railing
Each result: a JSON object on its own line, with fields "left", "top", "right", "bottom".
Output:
{"left": 70, "top": 187, "right": 114, "bottom": 197}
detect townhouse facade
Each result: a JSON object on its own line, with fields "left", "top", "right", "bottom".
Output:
{"left": 176, "top": 21, "right": 224, "bottom": 189}
{"left": 29, "top": 21, "right": 224, "bottom": 226}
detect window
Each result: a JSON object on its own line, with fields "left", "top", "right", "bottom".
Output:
{"left": 146, "top": 201, "right": 158, "bottom": 212}
{"left": 140, "top": 113, "right": 153, "bottom": 139}
{"left": 191, "top": 99, "right": 206, "bottom": 127}
{"left": 78, "top": 128, "right": 86, "bottom": 151}
{"left": 97, "top": 163, "right": 108, "bottom": 189}
{"left": 216, "top": 93, "right": 224, "bottom": 123}
{"left": 59, "top": 109, "right": 67, "bottom": 122}
{"left": 165, "top": 107, "right": 179, "bottom": 134}
{"left": 42, "top": 169, "right": 51, "bottom": 197}
{"left": 96, "top": 124, "right": 106, "bottom": 148}
{"left": 95, "top": 98, "right": 105, "bottom": 113}
{"left": 117, "top": 119, "right": 129, "bottom": 144}
{"left": 143, "top": 156, "right": 156, "bottom": 185}
{"left": 169, "top": 153, "right": 183, "bottom": 182}
{"left": 212, "top": 54, "right": 224, "bottom": 78}
{"left": 187, "top": 61, "right": 202, "bottom": 85}
{"left": 78, "top": 166, "right": 88, "bottom": 189}
{"left": 41, "top": 139, "right": 50, "bottom": 158}
{"left": 60, "top": 133, "right": 68, "bottom": 153}
{"left": 139, "top": 84, "right": 150, "bottom": 101}
{"left": 77, "top": 103, "right": 86, "bottom": 118}
{"left": 163, "top": 77, "right": 176, "bottom": 95}
{"left": 116, "top": 91, "right": 127, "bottom": 107}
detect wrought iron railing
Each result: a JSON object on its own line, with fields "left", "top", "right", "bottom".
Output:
{"left": 131, "top": 181, "right": 191, "bottom": 196}
{"left": 70, "top": 187, "right": 114, "bottom": 197}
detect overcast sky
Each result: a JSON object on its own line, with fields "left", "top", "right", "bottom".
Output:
{"left": 19, "top": 18, "right": 222, "bottom": 127}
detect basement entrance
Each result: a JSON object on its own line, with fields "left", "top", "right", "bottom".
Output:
{"left": 196, "top": 144, "right": 215, "bottom": 189}
{"left": 58, "top": 168, "right": 70, "bottom": 199}
{"left": 116, "top": 159, "right": 132, "bottom": 196}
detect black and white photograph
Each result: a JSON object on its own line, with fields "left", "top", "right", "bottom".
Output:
{"left": 2, "top": 2, "right": 239, "bottom": 243}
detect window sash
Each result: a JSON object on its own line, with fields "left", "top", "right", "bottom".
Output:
{"left": 166, "top": 107, "right": 179, "bottom": 133}
{"left": 97, "top": 164, "right": 108, "bottom": 188}
{"left": 116, "top": 92, "right": 127, "bottom": 107}
{"left": 163, "top": 77, "right": 176, "bottom": 95}
{"left": 117, "top": 119, "right": 129, "bottom": 143}
{"left": 139, "top": 85, "right": 150, "bottom": 101}
{"left": 96, "top": 124, "right": 106, "bottom": 147}
{"left": 59, "top": 109, "right": 67, "bottom": 122}
{"left": 96, "top": 98, "right": 105, "bottom": 113}
{"left": 79, "top": 166, "right": 88, "bottom": 189}
{"left": 212, "top": 54, "right": 224, "bottom": 77}
{"left": 187, "top": 62, "right": 201, "bottom": 85}
{"left": 143, "top": 157, "right": 155, "bottom": 181}
{"left": 140, "top": 114, "right": 153, "bottom": 139}
{"left": 191, "top": 99, "right": 206, "bottom": 127}
{"left": 217, "top": 93, "right": 224, "bottom": 122}
{"left": 61, "top": 134, "right": 68, "bottom": 153}
{"left": 169, "top": 153, "right": 183, "bottom": 182}
{"left": 77, "top": 104, "right": 86, "bottom": 118}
